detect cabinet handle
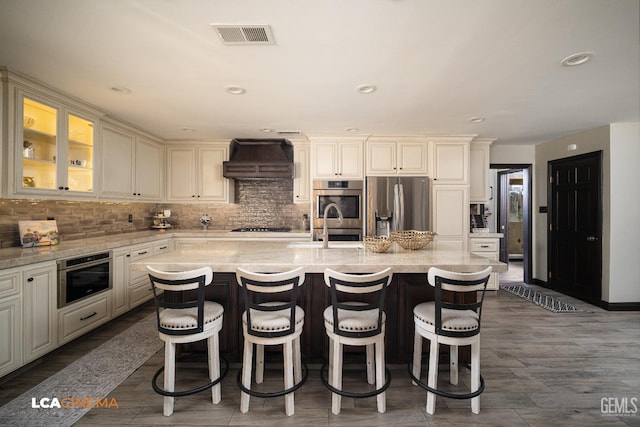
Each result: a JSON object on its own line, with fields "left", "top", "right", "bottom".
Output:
{"left": 27, "top": 277, "right": 34, "bottom": 282}
{"left": 80, "top": 312, "right": 97, "bottom": 321}
{"left": 137, "top": 250, "right": 148, "bottom": 255}
{"left": 126, "top": 254, "right": 131, "bottom": 257}
{"left": 59, "top": 186, "right": 65, "bottom": 190}
{"left": 192, "top": 195, "right": 196, "bottom": 198}
{"left": 159, "top": 246, "right": 167, "bottom": 250}
{"left": 480, "top": 245, "right": 490, "bottom": 248}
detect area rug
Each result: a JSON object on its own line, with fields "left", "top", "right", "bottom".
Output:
{"left": 500, "top": 284, "right": 589, "bottom": 313}
{"left": 0, "top": 313, "right": 162, "bottom": 427}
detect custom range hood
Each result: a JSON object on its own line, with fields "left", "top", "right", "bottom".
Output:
{"left": 223, "top": 138, "right": 293, "bottom": 179}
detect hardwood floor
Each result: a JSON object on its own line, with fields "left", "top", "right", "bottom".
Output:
{"left": 2, "top": 263, "right": 639, "bottom": 426}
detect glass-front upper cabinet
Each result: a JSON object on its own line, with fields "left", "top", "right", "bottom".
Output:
{"left": 66, "top": 114, "right": 94, "bottom": 192}
{"left": 22, "top": 97, "right": 58, "bottom": 190}
{"left": 19, "top": 93, "right": 96, "bottom": 195}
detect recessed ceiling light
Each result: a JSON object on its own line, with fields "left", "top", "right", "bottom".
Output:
{"left": 225, "top": 85, "right": 246, "bottom": 94}
{"left": 356, "top": 84, "right": 377, "bottom": 94}
{"left": 561, "top": 51, "right": 594, "bottom": 67}
{"left": 469, "top": 117, "right": 485, "bottom": 123}
{"left": 346, "top": 127, "right": 359, "bottom": 132}
{"left": 260, "top": 128, "right": 273, "bottom": 133}
{"left": 181, "top": 127, "right": 196, "bottom": 132}
{"left": 110, "top": 86, "right": 131, "bottom": 94}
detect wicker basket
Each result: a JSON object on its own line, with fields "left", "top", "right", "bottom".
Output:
{"left": 390, "top": 230, "right": 436, "bottom": 250}
{"left": 363, "top": 236, "right": 393, "bottom": 253}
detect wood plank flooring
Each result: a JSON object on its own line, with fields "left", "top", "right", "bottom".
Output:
{"left": 2, "top": 263, "right": 639, "bottom": 426}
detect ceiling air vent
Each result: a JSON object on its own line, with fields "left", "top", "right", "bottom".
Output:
{"left": 211, "top": 25, "right": 274, "bottom": 45}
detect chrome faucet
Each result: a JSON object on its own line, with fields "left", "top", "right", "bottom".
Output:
{"left": 322, "top": 202, "right": 344, "bottom": 248}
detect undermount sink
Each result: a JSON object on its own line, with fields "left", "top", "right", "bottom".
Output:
{"left": 287, "top": 242, "right": 364, "bottom": 249}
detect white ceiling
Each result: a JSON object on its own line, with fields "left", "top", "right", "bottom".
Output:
{"left": 1, "top": 0, "right": 638, "bottom": 145}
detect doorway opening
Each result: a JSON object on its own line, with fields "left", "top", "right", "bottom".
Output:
{"left": 488, "top": 164, "right": 533, "bottom": 284}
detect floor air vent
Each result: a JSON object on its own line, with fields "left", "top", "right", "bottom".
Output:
{"left": 211, "top": 25, "right": 274, "bottom": 45}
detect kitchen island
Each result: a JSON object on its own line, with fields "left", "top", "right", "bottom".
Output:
{"left": 132, "top": 240, "right": 506, "bottom": 363}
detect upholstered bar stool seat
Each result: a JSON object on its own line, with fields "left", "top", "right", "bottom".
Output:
{"left": 147, "top": 266, "right": 227, "bottom": 417}
{"left": 236, "top": 266, "right": 307, "bottom": 416}
{"left": 321, "top": 267, "right": 393, "bottom": 415}
{"left": 409, "top": 266, "right": 492, "bottom": 415}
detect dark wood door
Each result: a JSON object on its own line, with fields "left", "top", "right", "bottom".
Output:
{"left": 548, "top": 152, "right": 602, "bottom": 305}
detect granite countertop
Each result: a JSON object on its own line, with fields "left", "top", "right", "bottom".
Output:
{"left": 0, "top": 229, "right": 312, "bottom": 270}
{"left": 468, "top": 232, "right": 504, "bottom": 238}
{"left": 132, "top": 240, "right": 508, "bottom": 274}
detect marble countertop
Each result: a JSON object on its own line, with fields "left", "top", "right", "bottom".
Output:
{"left": 0, "top": 229, "right": 311, "bottom": 270}
{"left": 132, "top": 240, "right": 507, "bottom": 274}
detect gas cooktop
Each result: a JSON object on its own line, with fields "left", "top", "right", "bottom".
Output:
{"left": 231, "top": 227, "right": 291, "bottom": 232}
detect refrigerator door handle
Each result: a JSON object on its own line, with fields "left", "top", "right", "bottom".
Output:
{"left": 393, "top": 183, "right": 405, "bottom": 231}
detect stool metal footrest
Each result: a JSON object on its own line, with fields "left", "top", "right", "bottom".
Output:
{"left": 152, "top": 353, "right": 229, "bottom": 398}
{"left": 407, "top": 360, "right": 485, "bottom": 400}
{"left": 320, "top": 361, "right": 391, "bottom": 399}
{"left": 236, "top": 361, "right": 309, "bottom": 399}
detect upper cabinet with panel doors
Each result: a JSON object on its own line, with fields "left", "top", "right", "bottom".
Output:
{"left": 166, "top": 143, "right": 231, "bottom": 203}
{"left": 366, "top": 137, "right": 429, "bottom": 176}
{"left": 469, "top": 138, "right": 495, "bottom": 203}
{"left": 100, "top": 122, "right": 163, "bottom": 201}
{"left": 310, "top": 137, "right": 364, "bottom": 179}
{"left": 429, "top": 136, "right": 473, "bottom": 185}
{"left": 292, "top": 141, "right": 310, "bottom": 204}
{"left": 9, "top": 86, "right": 101, "bottom": 198}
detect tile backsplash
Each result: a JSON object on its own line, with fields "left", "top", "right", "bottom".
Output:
{"left": 0, "top": 180, "right": 310, "bottom": 248}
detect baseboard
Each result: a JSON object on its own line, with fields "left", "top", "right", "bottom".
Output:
{"left": 600, "top": 301, "right": 640, "bottom": 311}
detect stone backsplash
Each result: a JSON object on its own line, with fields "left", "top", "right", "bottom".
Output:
{"left": 0, "top": 179, "right": 310, "bottom": 248}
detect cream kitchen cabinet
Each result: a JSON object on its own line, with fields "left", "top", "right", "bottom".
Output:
{"left": 366, "top": 137, "right": 428, "bottom": 176}
{"left": 166, "top": 144, "right": 231, "bottom": 203}
{"left": 100, "top": 124, "right": 163, "bottom": 201}
{"left": 22, "top": 261, "right": 57, "bottom": 363}
{"left": 11, "top": 88, "right": 100, "bottom": 198}
{"left": 111, "top": 247, "right": 131, "bottom": 318}
{"left": 431, "top": 185, "right": 469, "bottom": 250}
{"left": 469, "top": 234, "right": 502, "bottom": 290}
{"left": 0, "top": 268, "right": 22, "bottom": 378}
{"left": 311, "top": 138, "right": 364, "bottom": 179}
{"left": 293, "top": 142, "right": 311, "bottom": 203}
{"left": 58, "top": 292, "right": 111, "bottom": 344}
{"left": 470, "top": 139, "right": 494, "bottom": 203}
{"left": 429, "top": 136, "right": 472, "bottom": 184}
{"left": 127, "top": 240, "right": 171, "bottom": 308}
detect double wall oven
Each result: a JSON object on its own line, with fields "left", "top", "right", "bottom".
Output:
{"left": 312, "top": 180, "right": 363, "bottom": 241}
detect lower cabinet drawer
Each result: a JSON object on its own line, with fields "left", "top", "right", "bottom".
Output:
{"left": 469, "top": 238, "right": 499, "bottom": 252}
{"left": 59, "top": 294, "right": 110, "bottom": 344}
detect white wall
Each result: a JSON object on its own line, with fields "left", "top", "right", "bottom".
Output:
{"left": 609, "top": 123, "right": 640, "bottom": 302}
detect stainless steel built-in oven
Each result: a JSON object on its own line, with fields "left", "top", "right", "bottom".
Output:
{"left": 57, "top": 251, "right": 112, "bottom": 308}
{"left": 312, "top": 180, "right": 363, "bottom": 241}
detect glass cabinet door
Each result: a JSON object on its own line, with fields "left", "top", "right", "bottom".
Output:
{"left": 22, "top": 97, "right": 58, "bottom": 190}
{"left": 67, "top": 114, "right": 94, "bottom": 192}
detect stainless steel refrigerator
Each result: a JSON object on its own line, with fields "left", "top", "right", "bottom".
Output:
{"left": 365, "top": 176, "right": 430, "bottom": 237}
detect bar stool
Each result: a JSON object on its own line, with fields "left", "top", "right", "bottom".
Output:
{"left": 321, "top": 267, "right": 393, "bottom": 415}
{"left": 235, "top": 266, "right": 307, "bottom": 416}
{"left": 146, "top": 266, "right": 227, "bottom": 416}
{"left": 409, "top": 266, "right": 492, "bottom": 415}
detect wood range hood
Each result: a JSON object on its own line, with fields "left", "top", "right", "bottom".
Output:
{"left": 222, "top": 138, "right": 294, "bottom": 179}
